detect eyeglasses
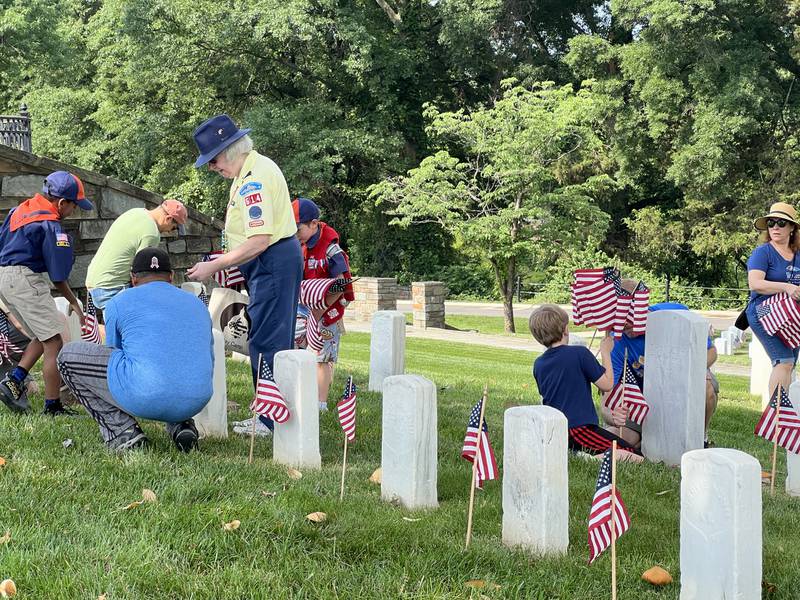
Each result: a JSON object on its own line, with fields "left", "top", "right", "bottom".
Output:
{"left": 767, "top": 218, "right": 791, "bottom": 228}
{"left": 209, "top": 156, "right": 219, "bottom": 166}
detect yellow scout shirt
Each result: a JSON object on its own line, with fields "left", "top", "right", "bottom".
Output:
{"left": 224, "top": 151, "right": 297, "bottom": 250}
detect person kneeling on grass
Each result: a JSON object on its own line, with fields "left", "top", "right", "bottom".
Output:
{"left": 57, "top": 248, "right": 213, "bottom": 452}
{"left": 530, "top": 304, "right": 643, "bottom": 463}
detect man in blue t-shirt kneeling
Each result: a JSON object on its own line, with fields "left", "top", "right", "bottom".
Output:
{"left": 531, "top": 305, "right": 643, "bottom": 462}
{"left": 57, "top": 248, "right": 214, "bottom": 452}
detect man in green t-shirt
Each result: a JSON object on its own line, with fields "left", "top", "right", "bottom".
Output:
{"left": 85, "top": 200, "right": 188, "bottom": 309}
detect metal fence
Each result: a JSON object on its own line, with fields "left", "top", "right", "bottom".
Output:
{"left": 0, "top": 105, "right": 31, "bottom": 152}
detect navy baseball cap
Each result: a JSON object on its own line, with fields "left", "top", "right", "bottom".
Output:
{"left": 292, "top": 197, "right": 320, "bottom": 223}
{"left": 192, "top": 114, "right": 252, "bottom": 168}
{"left": 131, "top": 247, "right": 172, "bottom": 274}
{"left": 43, "top": 171, "right": 94, "bottom": 211}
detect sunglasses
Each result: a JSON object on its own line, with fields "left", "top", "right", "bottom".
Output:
{"left": 767, "top": 218, "right": 791, "bottom": 228}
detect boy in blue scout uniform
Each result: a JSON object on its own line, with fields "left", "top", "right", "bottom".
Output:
{"left": 0, "top": 171, "right": 94, "bottom": 415}
{"left": 187, "top": 114, "right": 302, "bottom": 438}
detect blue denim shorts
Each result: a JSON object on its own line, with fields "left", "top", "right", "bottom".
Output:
{"left": 746, "top": 300, "right": 800, "bottom": 366}
{"left": 89, "top": 286, "right": 129, "bottom": 310}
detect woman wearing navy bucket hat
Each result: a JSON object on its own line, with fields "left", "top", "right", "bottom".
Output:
{"left": 746, "top": 201, "right": 800, "bottom": 402}
{"left": 187, "top": 114, "right": 302, "bottom": 438}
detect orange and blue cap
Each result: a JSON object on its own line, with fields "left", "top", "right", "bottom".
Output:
{"left": 43, "top": 171, "right": 94, "bottom": 211}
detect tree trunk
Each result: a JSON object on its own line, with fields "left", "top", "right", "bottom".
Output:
{"left": 491, "top": 258, "right": 516, "bottom": 334}
{"left": 502, "top": 285, "right": 516, "bottom": 334}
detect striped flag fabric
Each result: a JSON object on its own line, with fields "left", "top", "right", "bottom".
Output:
{"left": 630, "top": 281, "right": 650, "bottom": 335}
{"left": 0, "top": 311, "right": 23, "bottom": 361}
{"left": 461, "top": 399, "right": 498, "bottom": 488}
{"left": 81, "top": 295, "right": 102, "bottom": 344}
{"left": 337, "top": 376, "right": 357, "bottom": 442}
{"left": 571, "top": 268, "right": 649, "bottom": 337}
{"left": 604, "top": 368, "right": 649, "bottom": 426}
{"left": 755, "top": 386, "right": 800, "bottom": 454}
{"left": 198, "top": 286, "right": 210, "bottom": 307}
{"left": 250, "top": 355, "right": 290, "bottom": 424}
{"left": 756, "top": 293, "right": 800, "bottom": 348}
{"left": 588, "top": 449, "right": 631, "bottom": 564}
{"left": 305, "top": 315, "right": 324, "bottom": 352}
{"left": 203, "top": 252, "right": 246, "bottom": 288}
{"left": 299, "top": 278, "right": 354, "bottom": 311}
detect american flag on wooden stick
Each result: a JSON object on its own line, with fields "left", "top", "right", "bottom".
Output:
{"left": 756, "top": 293, "right": 800, "bottom": 349}
{"left": 461, "top": 399, "right": 498, "bottom": 488}
{"left": 198, "top": 286, "right": 210, "bottom": 307}
{"left": 603, "top": 368, "right": 649, "bottom": 426}
{"left": 299, "top": 278, "right": 354, "bottom": 311}
{"left": 630, "top": 281, "right": 650, "bottom": 335}
{"left": 250, "top": 355, "right": 290, "bottom": 424}
{"left": 203, "top": 252, "right": 246, "bottom": 288}
{"left": 588, "top": 450, "right": 631, "bottom": 564}
{"left": 0, "top": 311, "right": 22, "bottom": 361}
{"left": 81, "top": 295, "right": 102, "bottom": 344}
{"left": 571, "top": 268, "right": 649, "bottom": 337}
{"left": 755, "top": 385, "right": 800, "bottom": 454}
{"left": 337, "top": 376, "right": 357, "bottom": 442}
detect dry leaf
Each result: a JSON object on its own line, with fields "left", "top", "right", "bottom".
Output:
{"left": 305, "top": 512, "right": 327, "bottom": 523}
{"left": 654, "top": 490, "right": 671, "bottom": 496}
{"left": 464, "top": 580, "right": 500, "bottom": 590}
{"left": 402, "top": 517, "right": 421, "bottom": 522}
{"left": 223, "top": 520, "right": 240, "bottom": 531}
{"left": 0, "top": 531, "right": 10, "bottom": 545}
{"left": 120, "top": 500, "right": 144, "bottom": 511}
{"left": 98, "top": 595, "right": 107, "bottom": 600}
{"left": 0, "top": 457, "right": 6, "bottom": 468}
{"left": 641, "top": 566, "right": 673, "bottom": 586}
{"left": 261, "top": 491, "right": 276, "bottom": 498}
{"left": 762, "top": 580, "right": 777, "bottom": 594}
{"left": 287, "top": 468, "right": 303, "bottom": 480}
{"left": 368, "top": 467, "right": 382, "bottom": 485}
{"left": 0, "top": 579, "right": 16, "bottom": 598}
{"left": 142, "top": 489, "right": 157, "bottom": 503}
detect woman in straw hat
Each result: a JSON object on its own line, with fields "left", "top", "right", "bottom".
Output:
{"left": 746, "top": 202, "right": 800, "bottom": 396}
{"left": 186, "top": 114, "right": 302, "bottom": 438}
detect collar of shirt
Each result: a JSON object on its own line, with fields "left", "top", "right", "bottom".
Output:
{"left": 306, "top": 228, "right": 321, "bottom": 250}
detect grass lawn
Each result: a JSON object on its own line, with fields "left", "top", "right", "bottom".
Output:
{"left": 0, "top": 333, "right": 797, "bottom": 598}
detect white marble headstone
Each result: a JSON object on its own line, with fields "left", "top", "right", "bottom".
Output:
{"left": 680, "top": 449, "right": 761, "bottom": 600}
{"left": 642, "top": 310, "right": 708, "bottom": 465}
{"left": 180, "top": 282, "right": 204, "bottom": 297}
{"left": 368, "top": 311, "right": 406, "bottom": 392}
{"left": 272, "top": 350, "right": 320, "bottom": 469}
{"left": 381, "top": 375, "right": 438, "bottom": 509}
{"left": 502, "top": 406, "right": 568, "bottom": 555}
{"left": 787, "top": 383, "right": 800, "bottom": 497}
{"left": 749, "top": 337, "right": 771, "bottom": 406}
{"left": 192, "top": 329, "right": 228, "bottom": 438}
{"left": 54, "top": 296, "right": 83, "bottom": 343}
{"left": 713, "top": 336, "right": 731, "bottom": 356}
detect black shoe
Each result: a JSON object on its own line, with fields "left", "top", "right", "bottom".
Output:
{"left": 171, "top": 420, "right": 199, "bottom": 453}
{"left": 42, "top": 402, "right": 80, "bottom": 417}
{"left": 107, "top": 427, "right": 148, "bottom": 452}
{"left": 0, "top": 375, "right": 30, "bottom": 413}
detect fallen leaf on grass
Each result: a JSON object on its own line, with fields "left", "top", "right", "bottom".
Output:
{"left": 223, "top": 520, "right": 241, "bottom": 531}
{"left": 0, "top": 531, "right": 10, "bottom": 545}
{"left": 142, "top": 489, "right": 157, "bottom": 503}
{"left": 0, "top": 579, "right": 16, "bottom": 597}
{"left": 762, "top": 580, "right": 777, "bottom": 594}
{"left": 305, "top": 512, "right": 327, "bottom": 523}
{"left": 98, "top": 594, "right": 107, "bottom": 600}
{"left": 464, "top": 580, "right": 500, "bottom": 590}
{"left": 261, "top": 491, "right": 277, "bottom": 498}
{"left": 120, "top": 501, "right": 144, "bottom": 511}
{"left": 0, "top": 457, "right": 6, "bottom": 467}
{"left": 287, "top": 468, "right": 303, "bottom": 480}
{"left": 641, "top": 566, "right": 673, "bottom": 586}
{"left": 654, "top": 490, "right": 671, "bottom": 496}
{"left": 368, "top": 467, "right": 382, "bottom": 485}
{"left": 402, "top": 517, "right": 421, "bottom": 522}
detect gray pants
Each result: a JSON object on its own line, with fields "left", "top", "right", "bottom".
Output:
{"left": 57, "top": 341, "right": 186, "bottom": 443}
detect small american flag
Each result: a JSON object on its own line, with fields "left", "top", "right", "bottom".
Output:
{"left": 198, "top": 286, "right": 210, "bottom": 307}
{"left": 588, "top": 449, "right": 631, "bottom": 564}
{"left": 756, "top": 293, "right": 800, "bottom": 348}
{"left": 755, "top": 386, "right": 800, "bottom": 454}
{"left": 630, "top": 281, "right": 649, "bottom": 335}
{"left": 299, "top": 278, "right": 354, "bottom": 310}
{"left": 461, "top": 399, "right": 498, "bottom": 488}
{"left": 337, "top": 376, "right": 357, "bottom": 442}
{"left": 0, "top": 311, "right": 23, "bottom": 361}
{"left": 81, "top": 295, "right": 102, "bottom": 344}
{"left": 305, "top": 315, "right": 324, "bottom": 352}
{"left": 603, "top": 368, "right": 649, "bottom": 426}
{"left": 572, "top": 267, "right": 621, "bottom": 334}
{"left": 203, "top": 252, "right": 246, "bottom": 288}
{"left": 250, "top": 355, "right": 290, "bottom": 424}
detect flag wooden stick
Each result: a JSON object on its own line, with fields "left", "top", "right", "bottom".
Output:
{"left": 248, "top": 352, "right": 263, "bottom": 465}
{"left": 340, "top": 436, "right": 349, "bottom": 501}
{"left": 465, "top": 384, "right": 489, "bottom": 550}
{"left": 770, "top": 383, "right": 783, "bottom": 495}
{"left": 588, "top": 328, "right": 598, "bottom": 351}
{"left": 619, "top": 348, "right": 628, "bottom": 438}
{"left": 610, "top": 441, "right": 618, "bottom": 600}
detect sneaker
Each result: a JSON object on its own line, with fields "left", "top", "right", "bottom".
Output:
{"left": 107, "top": 427, "right": 148, "bottom": 452}
{"left": 0, "top": 375, "right": 30, "bottom": 413}
{"left": 233, "top": 419, "right": 272, "bottom": 437}
{"left": 171, "top": 420, "right": 199, "bottom": 453}
{"left": 42, "top": 402, "right": 81, "bottom": 417}
{"left": 319, "top": 402, "right": 328, "bottom": 413}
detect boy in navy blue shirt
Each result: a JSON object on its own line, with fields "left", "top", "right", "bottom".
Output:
{"left": 530, "top": 304, "right": 641, "bottom": 459}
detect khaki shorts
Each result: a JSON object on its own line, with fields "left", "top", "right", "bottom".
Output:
{"left": 0, "top": 266, "right": 62, "bottom": 341}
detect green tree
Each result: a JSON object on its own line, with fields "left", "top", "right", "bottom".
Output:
{"left": 372, "top": 81, "right": 613, "bottom": 332}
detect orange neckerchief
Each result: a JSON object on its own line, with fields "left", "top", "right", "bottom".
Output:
{"left": 9, "top": 194, "right": 60, "bottom": 232}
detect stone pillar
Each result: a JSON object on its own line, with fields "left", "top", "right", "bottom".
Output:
{"left": 680, "top": 449, "right": 761, "bottom": 600}
{"left": 192, "top": 329, "right": 228, "bottom": 438}
{"left": 787, "top": 382, "right": 800, "bottom": 497}
{"left": 351, "top": 277, "right": 397, "bottom": 321}
{"left": 642, "top": 310, "right": 708, "bottom": 466}
{"left": 411, "top": 281, "right": 446, "bottom": 328}
{"left": 368, "top": 310, "right": 406, "bottom": 392}
{"left": 749, "top": 337, "right": 771, "bottom": 406}
{"left": 502, "top": 406, "right": 568, "bottom": 555}
{"left": 381, "top": 375, "right": 438, "bottom": 509}
{"left": 272, "top": 350, "right": 321, "bottom": 469}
